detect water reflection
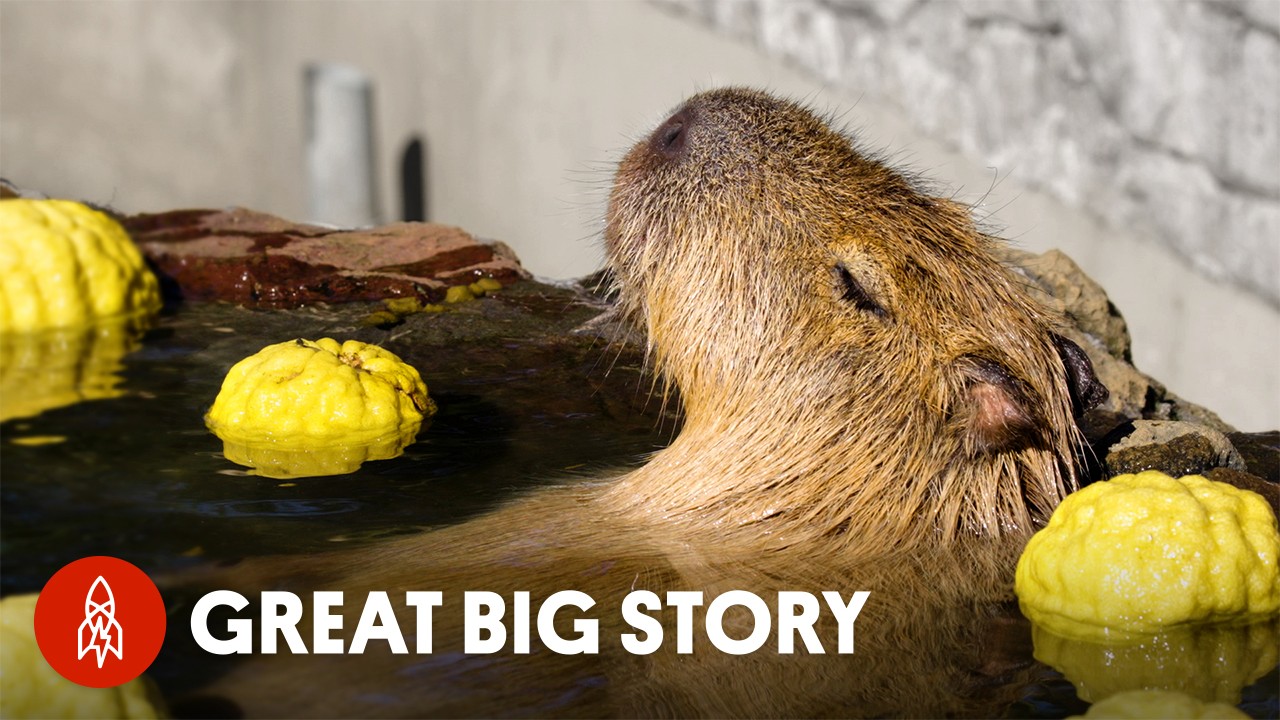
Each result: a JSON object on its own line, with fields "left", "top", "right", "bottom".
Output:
{"left": 0, "top": 316, "right": 149, "bottom": 422}
{"left": 213, "top": 427, "right": 423, "bottom": 479}
{"left": 1032, "top": 620, "right": 1279, "bottom": 706}
{"left": 191, "top": 499, "right": 366, "bottom": 518}
{"left": 3, "top": 298, "right": 1275, "bottom": 718}
{"left": 181, "top": 486, "right": 1046, "bottom": 718}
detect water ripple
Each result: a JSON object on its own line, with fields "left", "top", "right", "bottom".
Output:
{"left": 191, "top": 498, "right": 363, "bottom": 517}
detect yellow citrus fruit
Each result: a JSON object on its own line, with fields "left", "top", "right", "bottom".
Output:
{"left": 1016, "top": 471, "right": 1280, "bottom": 640}
{"left": 1032, "top": 620, "right": 1277, "bottom": 705}
{"left": 205, "top": 339, "right": 434, "bottom": 476}
{"left": 0, "top": 199, "right": 162, "bottom": 332}
{"left": 0, "top": 594, "right": 164, "bottom": 718}
{"left": 1071, "top": 689, "right": 1248, "bottom": 719}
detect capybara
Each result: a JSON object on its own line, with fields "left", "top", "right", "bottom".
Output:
{"left": 181, "top": 87, "right": 1106, "bottom": 718}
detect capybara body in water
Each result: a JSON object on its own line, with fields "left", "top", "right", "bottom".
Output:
{"left": 186, "top": 88, "right": 1105, "bottom": 718}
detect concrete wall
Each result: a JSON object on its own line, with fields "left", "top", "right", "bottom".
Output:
{"left": 1, "top": 1, "right": 1276, "bottom": 430}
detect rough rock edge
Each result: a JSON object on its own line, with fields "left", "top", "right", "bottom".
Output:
{"left": 998, "top": 245, "right": 1233, "bottom": 432}
{"left": 122, "top": 207, "right": 530, "bottom": 308}
{"left": 995, "top": 245, "right": 1275, "bottom": 497}
{"left": 2, "top": 179, "right": 1271, "bottom": 496}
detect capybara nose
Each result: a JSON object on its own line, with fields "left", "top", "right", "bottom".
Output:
{"left": 650, "top": 106, "right": 693, "bottom": 158}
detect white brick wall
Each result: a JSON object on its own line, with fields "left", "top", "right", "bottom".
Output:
{"left": 659, "top": 0, "right": 1280, "bottom": 307}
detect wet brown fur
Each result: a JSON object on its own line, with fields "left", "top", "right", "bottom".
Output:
{"left": 190, "top": 490, "right": 1041, "bottom": 718}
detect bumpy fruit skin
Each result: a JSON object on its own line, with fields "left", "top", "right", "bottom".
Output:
{"left": 1016, "top": 471, "right": 1280, "bottom": 640}
{"left": 205, "top": 338, "right": 434, "bottom": 448}
{"left": 0, "top": 594, "right": 163, "bottom": 719}
{"left": 1072, "top": 689, "right": 1248, "bottom": 719}
{"left": 0, "top": 199, "right": 162, "bottom": 332}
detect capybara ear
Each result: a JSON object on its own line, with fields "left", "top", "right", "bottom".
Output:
{"left": 958, "top": 357, "right": 1044, "bottom": 454}
{"left": 1051, "top": 334, "right": 1109, "bottom": 417}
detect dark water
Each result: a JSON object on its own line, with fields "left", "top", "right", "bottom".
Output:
{"left": 2, "top": 289, "right": 671, "bottom": 583}
{"left": 2, "top": 288, "right": 1276, "bottom": 718}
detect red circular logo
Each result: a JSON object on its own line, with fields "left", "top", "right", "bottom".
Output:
{"left": 33, "top": 556, "right": 167, "bottom": 688}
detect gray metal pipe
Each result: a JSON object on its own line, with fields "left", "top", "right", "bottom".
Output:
{"left": 305, "top": 63, "right": 379, "bottom": 228}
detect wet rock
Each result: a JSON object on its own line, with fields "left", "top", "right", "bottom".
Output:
{"left": 1204, "top": 468, "right": 1280, "bottom": 518}
{"left": 1227, "top": 431, "right": 1280, "bottom": 484}
{"left": 1152, "top": 394, "right": 1235, "bottom": 432}
{"left": 1000, "top": 246, "right": 1150, "bottom": 420}
{"left": 1071, "top": 328, "right": 1159, "bottom": 421}
{"left": 1002, "top": 247, "right": 1131, "bottom": 360}
{"left": 566, "top": 270, "right": 645, "bottom": 347}
{"left": 1104, "top": 420, "right": 1246, "bottom": 477}
{"left": 1078, "top": 409, "right": 1134, "bottom": 449}
{"left": 1000, "top": 246, "right": 1234, "bottom": 433}
{"left": 122, "top": 208, "right": 528, "bottom": 308}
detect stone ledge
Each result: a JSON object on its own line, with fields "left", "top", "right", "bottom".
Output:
{"left": 124, "top": 208, "right": 528, "bottom": 308}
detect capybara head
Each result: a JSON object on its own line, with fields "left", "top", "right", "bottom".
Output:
{"left": 603, "top": 88, "right": 1106, "bottom": 550}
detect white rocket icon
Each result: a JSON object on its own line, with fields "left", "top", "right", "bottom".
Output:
{"left": 77, "top": 575, "right": 124, "bottom": 668}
